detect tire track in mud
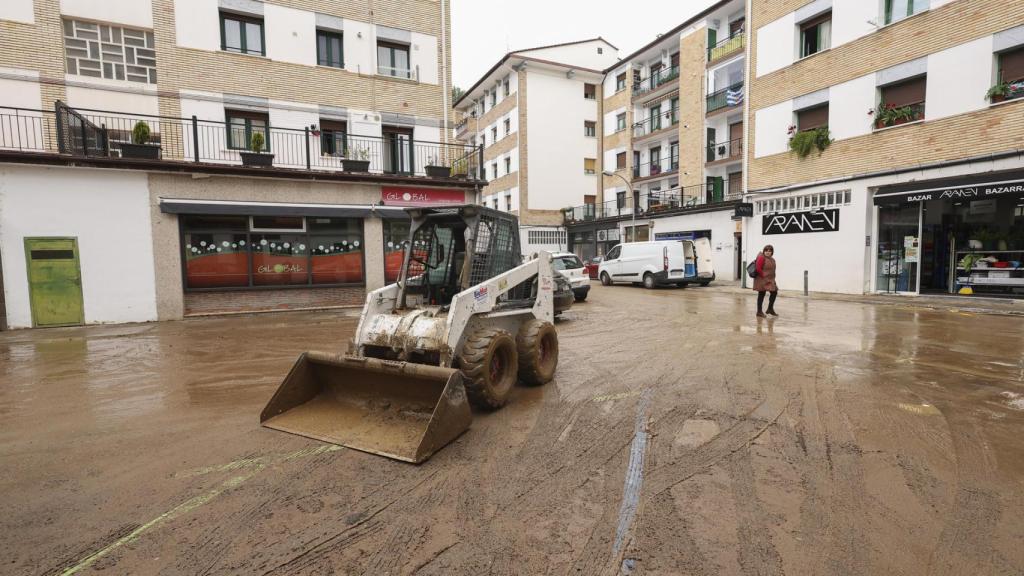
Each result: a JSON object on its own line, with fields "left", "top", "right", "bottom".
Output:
{"left": 726, "top": 446, "right": 785, "bottom": 576}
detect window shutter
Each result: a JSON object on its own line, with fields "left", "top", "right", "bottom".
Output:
{"left": 800, "top": 12, "right": 831, "bottom": 31}
{"left": 1000, "top": 47, "right": 1024, "bottom": 83}
{"left": 881, "top": 76, "right": 927, "bottom": 107}
{"left": 616, "top": 152, "right": 626, "bottom": 169}
{"left": 797, "top": 104, "right": 829, "bottom": 131}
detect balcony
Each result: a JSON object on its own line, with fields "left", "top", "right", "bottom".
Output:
{"left": 562, "top": 182, "right": 742, "bottom": 224}
{"left": 0, "top": 102, "right": 484, "bottom": 181}
{"left": 632, "top": 154, "right": 679, "bottom": 181}
{"left": 706, "top": 136, "right": 743, "bottom": 165}
{"left": 632, "top": 66, "right": 679, "bottom": 100}
{"left": 706, "top": 82, "right": 744, "bottom": 115}
{"left": 707, "top": 32, "right": 745, "bottom": 65}
{"left": 632, "top": 106, "right": 679, "bottom": 139}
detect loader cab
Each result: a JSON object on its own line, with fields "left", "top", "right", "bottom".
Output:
{"left": 404, "top": 213, "right": 467, "bottom": 306}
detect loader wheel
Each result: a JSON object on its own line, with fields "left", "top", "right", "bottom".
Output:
{"left": 458, "top": 328, "right": 518, "bottom": 410}
{"left": 517, "top": 320, "right": 559, "bottom": 386}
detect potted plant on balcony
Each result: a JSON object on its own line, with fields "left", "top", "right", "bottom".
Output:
{"left": 870, "top": 101, "right": 922, "bottom": 129}
{"left": 120, "top": 121, "right": 161, "bottom": 160}
{"left": 986, "top": 81, "right": 1024, "bottom": 103}
{"left": 787, "top": 125, "right": 833, "bottom": 159}
{"left": 240, "top": 132, "right": 274, "bottom": 167}
{"left": 425, "top": 155, "right": 451, "bottom": 178}
{"left": 341, "top": 145, "right": 371, "bottom": 172}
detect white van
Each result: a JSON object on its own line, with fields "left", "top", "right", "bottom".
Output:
{"left": 598, "top": 239, "right": 715, "bottom": 288}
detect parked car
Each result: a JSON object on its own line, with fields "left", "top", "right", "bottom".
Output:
{"left": 598, "top": 239, "right": 715, "bottom": 289}
{"left": 553, "top": 274, "right": 574, "bottom": 315}
{"left": 584, "top": 256, "right": 603, "bottom": 279}
{"left": 552, "top": 252, "right": 590, "bottom": 301}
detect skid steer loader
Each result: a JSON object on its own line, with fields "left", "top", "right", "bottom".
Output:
{"left": 260, "top": 205, "right": 559, "bottom": 463}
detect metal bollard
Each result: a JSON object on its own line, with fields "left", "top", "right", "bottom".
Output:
{"left": 741, "top": 260, "right": 747, "bottom": 289}
{"left": 804, "top": 270, "right": 809, "bottom": 296}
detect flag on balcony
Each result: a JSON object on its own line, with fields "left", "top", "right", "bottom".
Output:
{"left": 726, "top": 87, "right": 744, "bottom": 107}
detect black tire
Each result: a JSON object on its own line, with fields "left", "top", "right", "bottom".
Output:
{"left": 699, "top": 281, "right": 710, "bottom": 287}
{"left": 517, "top": 320, "right": 558, "bottom": 386}
{"left": 675, "top": 282, "right": 688, "bottom": 288}
{"left": 458, "top": 328, "right": 518, "bottom": 409}
{"left": 643, "top": 273, "right": 656, "bottom": 289}
{"left": 600, "top": 272, "right": 612, "bottom": 286}
{"left": 574, "top": 292, "right": 588, "bottom": 302}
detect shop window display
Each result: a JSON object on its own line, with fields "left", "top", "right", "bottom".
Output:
{"left": 383, "top": 220, "right": 411, "bottom": 283}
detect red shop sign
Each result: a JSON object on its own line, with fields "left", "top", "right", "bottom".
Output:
{"left": 381, "top": 187, "right": 466, "bottom": 207}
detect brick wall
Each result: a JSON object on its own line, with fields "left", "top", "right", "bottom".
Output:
{"left": 748, "top": 0, "right": 1024, "bottom": 190}
{"left": 0, "top": 0, "right": 67, "bottom": 109}
{"left": 678, "top": 29, "right": 707, "bottom": 189}
{"left": 184, "top": 286, "right": 365, "bottom": 316}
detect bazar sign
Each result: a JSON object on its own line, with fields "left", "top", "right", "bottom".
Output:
{"left": 762, "top": 209, "right": 839, "bottom": 235}
{"left": 381, "top": 187, "right": 465, "bottom": 207}
{"left": 874, "top": 179, "right": 1024, "bottom": 205}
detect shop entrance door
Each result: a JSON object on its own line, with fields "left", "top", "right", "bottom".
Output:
{"left": 876, "top": 204, "right": 920, "bottom": 294}
{"left": 25, "top": 238, "right": 84, "bottom": 327}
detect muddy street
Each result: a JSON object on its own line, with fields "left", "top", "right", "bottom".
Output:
{"left": 2, "top": 286, "right": 1024, "bottom": 575}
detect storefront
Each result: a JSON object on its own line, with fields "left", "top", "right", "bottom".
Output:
{"left": 873, "top": 170, "right": 1024, "bottom": 297}
{"left": 568, "top": 224, "right": 620, "bottom": 263}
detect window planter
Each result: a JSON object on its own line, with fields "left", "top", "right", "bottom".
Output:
{"left": 987, "top": 81, "right": 1024, "bottom": 104}
{"left": 120, "top": 142, "right": 161, "bottom": 160}
{"left": 425, "top": 165, "right": 451, "bottom": 178}
{"left": 240, "top": 152, "right": 274, "bottom": 167}
{"left": 341, "top": 159, "right": 370, "bottom": 172}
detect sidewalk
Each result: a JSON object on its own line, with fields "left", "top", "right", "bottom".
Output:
{"left": 706, "top": 279, "right": 1024, "bottom": 317}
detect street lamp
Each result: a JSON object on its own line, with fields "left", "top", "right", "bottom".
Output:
{"left": 603, "top": 170, "right": 637, "bottom": 242}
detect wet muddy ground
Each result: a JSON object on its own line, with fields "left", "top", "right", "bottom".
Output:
{"left": 2, "top": 286, "right": 1024, "bottom": 575}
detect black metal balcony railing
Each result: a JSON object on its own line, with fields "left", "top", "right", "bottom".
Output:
{"left": 633, "top": 154, "right": 679, "bottom": 179}
{"left": 0, "top": 102, "right": 484, "bottom": 180}
{"left": 632, "top": 106, "right": 679, "bottom": 138}
{"left": 706, "top": 82, "right": 744, "bottom": 114}
{"left": 563, "top": 181, "right": 742, "bottom": 223}
{"left": 706, "top": 136, "right": 743, "bottom": 163}
{"left": 707, "top": 31, "right": 745, "bottom": 63}
{"left": 633, "top": 65, "right": 680, "bottom": 97}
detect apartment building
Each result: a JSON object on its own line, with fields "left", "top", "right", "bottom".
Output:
{"left": 744, "top": 0, "right": 1024, "bottom": 297}
{"left": 0, "top": 0, "right": 481, "bottom": 329}
{"left": 453, "top": 38, "right": 618, "bottom": 254}
{"left": 564, "top": 0, "right": 749, "bottom": 281}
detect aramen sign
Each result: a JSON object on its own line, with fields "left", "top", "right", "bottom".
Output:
{"left": 762, "top": 209, "right": 840, "bottom": 235}
{"left": 873, "top": 178, "right": 1024, "bottom": 205}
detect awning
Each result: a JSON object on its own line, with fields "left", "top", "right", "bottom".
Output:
{"left": 159, "top": 198, "right": 410, "bottom": 219}
{"left": 873, "top": 170, "right": 1024, "bottom": 206}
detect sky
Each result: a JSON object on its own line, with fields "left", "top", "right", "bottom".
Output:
{"left": 450, "top": 0, "right": 720, "bottom": 90}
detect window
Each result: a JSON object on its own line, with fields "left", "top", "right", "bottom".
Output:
{"left": 616, "top": 191, "right": 626, "bottom": 210}
{"left": 584, "top": 158, "right": 596, "bottom": 175}
{"left": 878, "top": 76, "right": 927, "bottom": 127}
{"left": 504, "top": 76, "right": 510, "bottom": 96}
{"left": 584, "top": 83, "right": 596, "bottom": 100}
{"left": 490, "top": 90, "right": 497, "bottom": 107}
{"left": 63, "top": 19, "right": 157, "bottom": 83}
{"left": 383, "top": 220, "right": 410, "bottom": 283}
{"left": 528, "top": 230, "right": 567, "bottom": 245}
{"left": 491, "top": 126, "right": 498, "bottom": 141}
{"left": 730, "top": 17, "right": 746, "bottom": 37}
{"left": 670, "top": 142, "right": 679, "bottom": 170}
{"left": 504, "top": 118, "right": 511, "bottom": 135}
{"left": 670, "top": 97, "right": 679, "bottom": 125}
{"left": 598, "top": 47, "right": 604, "bottom": 55}
{"left": 616, "top": 151, "right": 626, "bottom": 170}
{"left": 377, "top": 40, "right": 411, "bottom": 78}
{"left": 800, "top": 12, "right": 831, "bottom": 58}
{"left": 505, "top": 157, "right": 511, "bottom": 174}
{"left": 649, "top": 105, "right": 662, "bottom": 131}
{"left": 317, "top": 30, "right": 343, "bottom": 68}
{"left": 226, "top": 110, "right": 269, "bottom": 151}
{"left": 505, "top": 194, "right": 512, "bottom": 211}
{"left": 616, "top": 73, "right": 627, "bottom": 92}
{"left": 649, "top": 146, "right": 662, "bottom": 173}
{"left": 616, "top": 113, "right": 627, "bottom": 132}
{"left": 221, "top": 12, "right": 264, "bottom": 56}
{"left": 320, "top": 120, "right": 347, "bottom": 156}
{"left": 884, "top": 0, "right": 929, "bottom": 25}
{"left": 584, "top": 121, "right": 596, "bottom": 137}
{"left": 796, "top": 104, "right": 829, "bottom": 132}
{"left": 182, "top": 215, "right": 364, "bottom": 289}
{"left": 997, "top": 46, "right": 1024, "bottom": 85}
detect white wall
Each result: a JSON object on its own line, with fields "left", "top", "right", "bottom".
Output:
{"left": 756, "top": 12, "right": 795, "bottom": 77}
{"left": 830, "top": 0, "right": 877, "bottom": 48}
{"left": 754, "top": 100, "right": 792, "bottom": 158}
{"left": 174, "top": 0, "right": 219, "bottom": 51}
{"left": 265, "top": 3, "right": 316, "bottom": 66}
{"left": 66, "top": 84, "right": 160, "bottom": 117}
{"left": 344, "top": 19, "right": 373, "bottom": 75}
{"left": 649, "top": 210, "right": 739, "bottom": 280}
{"left": 926, "top": 36, "right": 992, "bottom": 122}
{"left": 603, "top": 107, "right": 626, "bottom": 137}
{"left": 526, "top": 70, "right": 598, "bottom": 211}
{"left": 0, "top": 166, "right": 158, "bottom": 328}
{"left": 0, "top": 69, "right": 41, "bottom": 109}
{"left": 411, "top": 32, "right": 439, "bottom": 85}
{"left": 517, "top": 40, "right": 618, "bottom": 70}
{"left": 0, "top": 0, "right": 34, "bottom": 24}
{"left": 61, "top": 0, "right": 153, "bottom": 28}
{"left": 0, "top": 72, "right": 43, "bottom": 150}
{"left": 828, "top": 74, "right": 875, "bottom": 141}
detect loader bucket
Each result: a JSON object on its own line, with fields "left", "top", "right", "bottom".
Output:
{"left": 260, "top": 352, "right": 471, "bottom": 464}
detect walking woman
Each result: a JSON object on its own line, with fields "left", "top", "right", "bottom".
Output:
{"left": 753, "top": 245, "right": 778, "bottom": 318}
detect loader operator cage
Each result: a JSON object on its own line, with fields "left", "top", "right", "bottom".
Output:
{"left": 400, "top": 206, "right": 524, "bottom": 307}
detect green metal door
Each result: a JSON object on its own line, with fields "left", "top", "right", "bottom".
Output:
{"left": 25, "top": 238, "right": 84, "bottom": 327}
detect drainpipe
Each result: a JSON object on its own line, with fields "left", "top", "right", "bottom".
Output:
{"left": 741, "top": 0, "right": 754, "bottom": 280}
{"left": 440, "top": 0, "right": 450, "bottom": 143}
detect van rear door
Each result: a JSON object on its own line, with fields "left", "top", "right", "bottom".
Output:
{"left": 693, "top": 238, "right": 715, "bottom": 279}
{"left": 666, "top": 242, "right": 687, "bottom": 280}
